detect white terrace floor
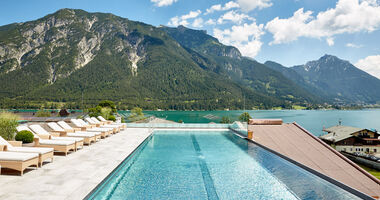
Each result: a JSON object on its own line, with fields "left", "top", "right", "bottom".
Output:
{"left": 0, "top": 128, "right": 152, "bottom": 200}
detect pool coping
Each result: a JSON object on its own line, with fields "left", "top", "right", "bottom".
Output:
{"left": 83, "top": 130, "right": 154, "bottom": 199}
{"left": 228, "top": 127, "right": 374, "bottom": 200}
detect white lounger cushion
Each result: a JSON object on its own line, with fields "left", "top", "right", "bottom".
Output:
{"left": 51, "top": 136, "right": 83, "bottom": 142}
{"left": 97, "top": 116, "right": 107, "bottom": 122}
{"left": 57, "top": 121, "right": 75, "bottom": 131}
{"left": 70, "top": 119, "right": 85, "bottom": 127}
{"left": 85, "top": 117, "right": 97, "bottom": 125}
{"left": 0, "top": 136, "right": 13, "bottom": 147}
{"left": 0, "top": 152, "right": 38, "bottom": 161}
{"left": 7, "top": 147, "right": 54, "bottom": 154}
{"left": 39, "top": 139, "right": 75, "bottom": 146}
{"left": 29, "top": 125, "right": 51, "bottom": 136}
{"left": 97, "top": 116, "right": 126, "bottom": 126}
{"left": 47, "top": 122, "right": 65, "bottom": 132}
{"left": 76, "top": 131, "right": 101, "bottom": 136}
{"left": 66, "top": 132, "right": 95, "bottom": 138}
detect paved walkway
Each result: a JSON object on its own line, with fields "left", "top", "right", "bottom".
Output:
{"left": 0, "top": 128, "right": 152, "bottom": 200}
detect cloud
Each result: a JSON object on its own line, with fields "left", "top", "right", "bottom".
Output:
{"left": 266, "top": 0, "right": 380, "bottom": 45}
{"left": 213, "top": 22, "right": 265, "bottom": 58}
{"left": 326, "top": 37, "right": 334, "bottom": 46}
{"left": 355, "top": 55, "right": 380, "bottom": 79}
{"left": 168, "top": 10, "right": 202, "bottom": 26}
{"left": 205, "top": 1, "right": 240, "bottom": 14}
{"left": 192, "top": 18, "right": 204, "bottom": 28}
{"left": 205, "top": 19, "right": 216, "bottom": 25}
{"left": 151, "top": 0, "right": 178, "bottom": 7}
{"left": 217, "top": 10, "right": 254, "bottom": 24}
{"left": 237, "top": 0, "right": 273, "bottom": 12}
{"left": 346, "top": 43, "right": 363, "bottom": 48}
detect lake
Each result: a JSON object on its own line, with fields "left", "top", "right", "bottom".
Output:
{"left": 140, "top": 110, "right": 380, "bottom": 136}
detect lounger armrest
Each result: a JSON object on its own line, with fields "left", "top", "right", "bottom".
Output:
{"left": 38, "top": 134, "right": 51, "bottom": 139}
{"left": 33, "top": 138, "right": 40, "bottom": 146}
{"left": 51, "top": 131, "right": 67, "bottom": 137}
{"left": 7, "top": 141, "right": 22, "bottom": 147}
{"left": 0, "top": 144, "right": 6, "bottom": 151}
{"left": 64, "top": 129, "right": 75, "bottom": 133}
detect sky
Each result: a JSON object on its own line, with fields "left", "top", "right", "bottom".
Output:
{"left": 1, "top": 0, "right": 380, "bottom": 78}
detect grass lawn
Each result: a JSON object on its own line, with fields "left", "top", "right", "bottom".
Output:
{"left": 358, "top": 164, "right": 380, "bottom": 180}
{"left": 292, "top": 105, "right": 307, "bottom": 110}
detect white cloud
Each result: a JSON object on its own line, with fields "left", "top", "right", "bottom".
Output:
{"left": 151, "top": 0, "right": 178, "bottom": 7}
{"left": 168, "top": 10, "right": 202, "bottom": 26}
{"left": 205, "top": 1, "right": 240, "bottom": 14}
{"left": 237, "top": 0, "right": 273, "bottom": 12}
{"left": 213, "top": 22, "right": 265, "bottom": 58}
{"left": 192, "top": 18, "right": 204, "bottom": 28}
{"left": 205, "top": 19, "right": 216, "bottom": 25}
{"left": 266, "top": 0, "right": 380, "bottom": 45}
{"left": 326, "top": 37, "right": 334, "bottom": 46}
{"left": 346, "top": 43, "right": 363, "bottom": 48}
{"left": 355, "top": 55, "right": 380, "bottom": 79}
{"left": 217, "top": 10, "right": 254, "bottom": 24}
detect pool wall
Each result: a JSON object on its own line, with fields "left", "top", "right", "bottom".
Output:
{"left": 84, "top": 131, "right": 154, "bottom": 200}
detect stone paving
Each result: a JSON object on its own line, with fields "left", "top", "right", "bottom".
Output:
{"left": 0, "top": 128, "right": 152, "bottom": 200}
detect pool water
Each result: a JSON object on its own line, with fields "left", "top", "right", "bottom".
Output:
{"left": 87, "top": 130, "right": 362, "bottom": 200}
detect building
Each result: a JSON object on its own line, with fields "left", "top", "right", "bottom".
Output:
{"left": 320, "top": 125, "right": 380, "bottom": 154}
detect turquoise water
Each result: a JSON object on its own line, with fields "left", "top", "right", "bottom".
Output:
{"left": 87, "top": 130, "right": 362, "bottom": 200}
{"left": 129, "top": 109, "right": 380, "bottom": 136}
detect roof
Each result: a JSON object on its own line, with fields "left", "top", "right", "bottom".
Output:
{"left": 249, "top": 122, "right": 380, "bottom": 199}
{"left": 320, "top": 125, "right": 364, "bottom": 142}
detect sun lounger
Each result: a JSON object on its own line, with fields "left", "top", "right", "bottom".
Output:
{"left": 57, "top": 121, "right": 102, "bottom": 141}
{"left": 29, "top": 125, "right": 84, "bottom": 151}
{"left": 47, "top": 122, "right": 97, "bottom": 145}
{"left": 86, "top": 117, "right": 120, "bottom": 133}
{"left": 17, "top": 126, "right": 76, "bottom": 156}
{"left": 0, "top": 150, "right": 39, "bottom": 176}
{"left": 80, "top": 118, "right": 115, "bottom": 133}
{"left": 91, "top": 117, "right": 124, "bottom": 131}
{"left": 0, "top": 136, "right": 53, "bottom": 167}
{"left": 97, "top": 116, "right": 127, "bottom": 129}
{"left": 71, "top": 119, "right": 112, "bottom": 138}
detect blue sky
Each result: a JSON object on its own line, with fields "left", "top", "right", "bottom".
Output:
{"left": 1, "top": 0, "right": 380, "bottom": 77}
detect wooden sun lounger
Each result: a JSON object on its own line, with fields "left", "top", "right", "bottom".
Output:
{"left": 17, "top": 126, "right": 77, "bottom": 156}
{"left": 0, "top": 147, "right": 39, "bottom": 176}
{"left": 29, "top": 125, "right": 84, "bottom": 151}
{"left": 47, "top": 122, "right": 97, "bottom": 145}
{"left": 71, "top": 119, "right": 112, "bottom": 138}
{"left": 2, "top": 139, "right": 54, "bottom": 167}
{"left": 58, "top": 121, "right": 102, "bottom": 141}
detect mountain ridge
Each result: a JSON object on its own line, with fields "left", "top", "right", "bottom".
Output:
{"left": 265, "top": 55, "right": 380, "bottom": 104}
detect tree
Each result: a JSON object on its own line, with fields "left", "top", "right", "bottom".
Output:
{"left": 239, "top": 112, "right": 251, "bottom": 122}
{"left": 98, "top": 100, "right": 116, "bottom": 113}
{"left": 0, "top": 112, "right": 19, "bottom": 140}
{"left": 59, "top": 108, "right": 70, "bottom": 117}
{"left": 220, "top": 116, "right": 232, "bottom": 124}
{"left": 101, "top": 107, "right": 112, "bottom": 120}
{"left": 128, "top": 107, "right": 145, "bottom": 122}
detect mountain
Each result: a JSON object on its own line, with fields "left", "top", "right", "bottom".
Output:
{"left": 265, "top": 55, "right": 380, "bottom": 104}
{"left": 264, "top": 61, "right": 331, "bottom": 100}
{"left": 0, "top": 8, "right": 294, "bottom": 110}
{"left": 160, "top": 26, "right": 320, "bottom": 104}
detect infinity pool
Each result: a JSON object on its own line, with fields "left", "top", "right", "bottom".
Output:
{"left": 86, "top": 130, "right": 363, "bottom": 199}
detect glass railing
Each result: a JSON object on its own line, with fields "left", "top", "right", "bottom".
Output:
{"left": 229, "top": 121, "right": 248, "bottom": 137}
{"left": 126, "top": 123, "right": 230, "bottom": 129}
